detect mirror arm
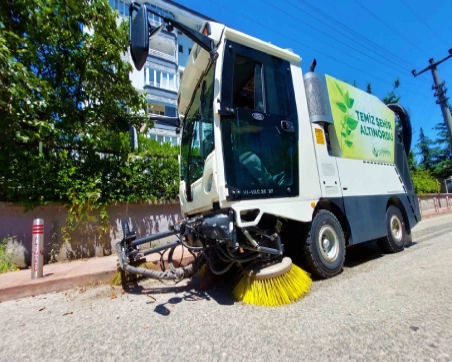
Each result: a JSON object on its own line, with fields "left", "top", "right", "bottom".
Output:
{"left": 164, "top": 19, "right": 219, "bottom": 62}
{"left": 130, "top": 1, "right": 218, "bottom": 62}
{"left": 148, "top": 115, "right": 181, "bottom": 128}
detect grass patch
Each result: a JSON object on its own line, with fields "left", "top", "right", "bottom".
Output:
{"left": 0, "top": 238, "right": 19, "bottom": 273}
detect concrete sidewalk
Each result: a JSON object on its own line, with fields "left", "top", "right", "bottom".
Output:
{"left": 0, "top": 245, "right": 194, "bottom": 302}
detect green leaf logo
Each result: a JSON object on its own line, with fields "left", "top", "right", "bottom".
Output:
{"left": 346, "top": 117, "right": 358, "bottom": 130}
{"left": 334, "top": 80, "right": 359, "bottom": 153}
{"left": 335, "top": 82, "right": 344, "bottom": 96}
{"left": 344, "top": 91, "right": 350, "bottom": 108}
{"left": 336, "top": 102, "right": 347, "bottom": 113}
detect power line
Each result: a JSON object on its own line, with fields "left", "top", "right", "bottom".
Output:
{"left": 260, "top": 0, "right": 421, "bottom": 84}
{"left": 282, "top": 0, "right": 416, "bottom": 77}
{"left": 399, "top": 0, "right": 450, "bottom": 48}
{"left": 209, "top": 0, "right": 429, "bottom": 99}
{"left": 288, "top": 0, "right": 432, "bottom": 85}
{"left": 353, "top": 0, "right": 431, "bottom": 58}
{"left": 294, "top": 0, "right": 420, "bottom": 71}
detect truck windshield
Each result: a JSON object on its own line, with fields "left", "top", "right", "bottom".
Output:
{"left": 180, "top": 64, "right": 215, "bottom": 196}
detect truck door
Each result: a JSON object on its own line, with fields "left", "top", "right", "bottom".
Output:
{"left": 220, "top": 40, "right": 299, "bottom": 200}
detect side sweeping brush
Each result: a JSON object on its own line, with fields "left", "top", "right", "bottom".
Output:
{"left": 233, "top": 257, "right": 312, "bottom": 307}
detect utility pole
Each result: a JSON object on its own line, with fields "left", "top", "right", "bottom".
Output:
{"left": 412, "top": 49, "right": 452, "bottom": 139}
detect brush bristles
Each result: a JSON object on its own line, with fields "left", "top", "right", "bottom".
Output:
{"left": 109, "top": 261, "right": 156, "bottom": 286}
{"left": 233, "top": 264, "right": 312, "bottom": 306}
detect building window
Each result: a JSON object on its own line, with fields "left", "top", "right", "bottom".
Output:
{"left": 178, "top": 45, "right": 183, "bottom": 53}
{"left": 188, "top": 48, "right": 192, "bottom": 55}
{"left": 144, "top": 67, "right": 176, "bottom": 91}
{"left": 110, "top": 0, "right": 129, "bottom": 16}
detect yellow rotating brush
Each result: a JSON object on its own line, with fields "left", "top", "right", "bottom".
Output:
{"left": 233, "top": 257, "right": 312, "bottom": 307}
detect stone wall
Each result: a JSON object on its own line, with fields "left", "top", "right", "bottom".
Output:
{"left": 1, "top": 195, "right": 450, "bottom": 268}
{"left": 0, "top": 202, "right": 181, "bottom": 268}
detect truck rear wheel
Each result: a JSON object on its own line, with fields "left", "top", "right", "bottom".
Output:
{"left": 377, "top": 205, "right": 406, "bottom": 253}
{"left": 304, "top": 210, "right": 346, "bottom": 279}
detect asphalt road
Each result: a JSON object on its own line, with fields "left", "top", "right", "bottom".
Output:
{"left": 1, "top": 214, "right": 452, "bottom": 362}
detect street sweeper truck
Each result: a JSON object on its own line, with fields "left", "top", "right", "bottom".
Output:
{"left": 115, "top": 2, "right": 421, "bottom": 306}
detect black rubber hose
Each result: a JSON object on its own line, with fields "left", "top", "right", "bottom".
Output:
{"left": 387, "top": 103, "right": 412, "bottom": 155}
{"left": 116, "top": 242, "right": 205, "bottom": 281}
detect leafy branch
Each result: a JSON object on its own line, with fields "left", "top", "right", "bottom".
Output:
{"left": 334, "top": 82, "right": 358, "bottom": 151}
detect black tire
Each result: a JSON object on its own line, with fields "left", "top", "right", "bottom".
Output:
{"left": 377, "top": 205, "right": 406, "bottom": 253}
{"left": 304, "top": 210, "right": 346, "bottom": 279}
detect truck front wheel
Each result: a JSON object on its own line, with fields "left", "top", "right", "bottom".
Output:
{"left": 304, "top": 210, "right": 346, "bottom": 279}
{"left": 377, "top": 205, "right": 406, "bottom": 253}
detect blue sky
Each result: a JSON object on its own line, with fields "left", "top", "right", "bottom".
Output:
{"left": 175, "top": 0, "right": 452, "bottom": 149}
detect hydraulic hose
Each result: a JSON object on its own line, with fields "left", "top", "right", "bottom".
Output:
{"left": 116, "top": 242, "right": 205, "bottom": 282}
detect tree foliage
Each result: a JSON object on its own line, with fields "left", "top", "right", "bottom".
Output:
{"left": 416, "top": 127, "right": 434, "bottom": 170}
{"left": 410, "top": 168, "right": 440, "bottom": 195}
{"left": 0, "top": 0, "right": 148, "bottom": 150}
{"left": 0, "top": 0, "right": 180, "bottom": 254}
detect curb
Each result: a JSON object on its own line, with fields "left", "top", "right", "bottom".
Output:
{"left": 0, "top": 270, "right": 117, "bottom": 303}
{"left": 420, "top": 209, "right": 452, "bottom": 219}
{"left": 0, "top": 250, "right": 195, "bottom": 303}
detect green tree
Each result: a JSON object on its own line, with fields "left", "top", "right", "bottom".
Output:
{"left": 0, "top": 0, "right": 147, "bottom": 153}
{"left": 0, "top": 0, "right": 149, "bottom": 204}
{"left": 416, "top": 127, "right": 434, "bottom": 170}
{"left": 382, "top": 78, "right": 400, "bottom": 104}
{"left": 431, "top": 120, "right": 452, "bottom": 179}
{"left": 411, "top": 168, "right": 440, "bottom": 194}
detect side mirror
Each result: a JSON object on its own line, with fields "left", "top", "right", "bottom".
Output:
{"left": 129, "top": 124, "right": 138, "bottom": 152}
{"left": 130, "top": 5, "right": 165, "bottom": 71}
{"left": 130, "top": 5, "right": 149, "bottom": 71}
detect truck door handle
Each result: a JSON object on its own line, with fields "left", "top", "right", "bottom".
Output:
{"left": 281, "top": 120, "right": 294, "bottom": 133}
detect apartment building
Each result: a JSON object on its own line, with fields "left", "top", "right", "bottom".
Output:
{"left": 109, "top": 0, "right": 210, "bottom": 146}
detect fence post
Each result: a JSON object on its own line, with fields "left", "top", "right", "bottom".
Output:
{"left": 31, "top": 219, "right": 44, "bottom": 279}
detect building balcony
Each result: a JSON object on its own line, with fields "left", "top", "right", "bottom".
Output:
{"left": 148, "top": 48, "right": 176, "bottom": 63}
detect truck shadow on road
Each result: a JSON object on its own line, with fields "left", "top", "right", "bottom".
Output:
{"left": 343, "top": 239, "right": 417, "bottom": 269}
{"left": 119, "top": 271, "right": 236, "bottom": 310}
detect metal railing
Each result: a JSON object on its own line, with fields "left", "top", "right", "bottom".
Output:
{"left": 148, "top": 48, "right": 176, "bottom": 63}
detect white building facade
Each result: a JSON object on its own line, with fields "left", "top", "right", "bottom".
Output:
{"left": 109, "top": 0, "right": 210, "bottom": 146}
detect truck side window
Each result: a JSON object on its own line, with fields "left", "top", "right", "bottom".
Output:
{"left": 263, "top": 57, "right": 291, "bottom": 117}
{"left": 232, "top": 55, "right": 264, "bottom": 112}
{"left": 180, "top": 65, "right": 215, "bottom": 184}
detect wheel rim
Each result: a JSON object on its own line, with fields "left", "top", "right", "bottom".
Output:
{"left": 390, "top": 215, "right": 403, "bottom": 242}
{"left": 318, "top": 225, "right": 339, "bottom": 262}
